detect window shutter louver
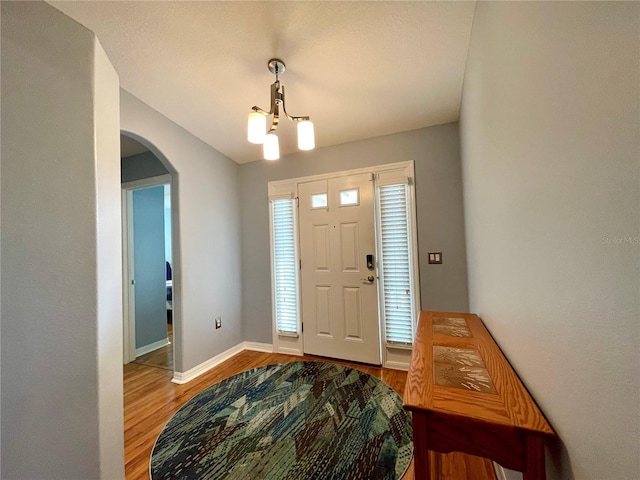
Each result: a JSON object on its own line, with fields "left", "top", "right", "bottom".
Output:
{"left": 378, "top": 184, "right": 415, "bottom": 345}
{"left": 271, "top": 199, "right": 299, "bottom": 335}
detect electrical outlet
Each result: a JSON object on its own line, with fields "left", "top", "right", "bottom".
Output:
{"left": 215, "top": 316, "right": 222, "bottom": 329}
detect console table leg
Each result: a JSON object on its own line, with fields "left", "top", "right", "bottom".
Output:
{"left": 523, "top": 435, "right": 546, "bottom": 480}
{"left": 412, "top": 414, "right": 431, "bottom": 480}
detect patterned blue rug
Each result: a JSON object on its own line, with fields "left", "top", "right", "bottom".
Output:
{"left": 151, "top": 361, "right": 413, "bottom": 479}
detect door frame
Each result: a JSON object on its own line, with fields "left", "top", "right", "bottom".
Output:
{"left": 268, "top": 161, "right": 420, "bottom": 369}
{"left": 121, "top": 174, "right": 172, "bottom": 364}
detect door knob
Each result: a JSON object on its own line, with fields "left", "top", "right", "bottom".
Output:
{"left": 361, "top": 275, "right": 375, "bottom": 283}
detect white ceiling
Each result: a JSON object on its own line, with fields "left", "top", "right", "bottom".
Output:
{"left": 49, "top": 1, "right": 476, "bottom": 164}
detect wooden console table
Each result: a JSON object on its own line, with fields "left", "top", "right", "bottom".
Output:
{"left": 403, "top": 311, "right": 555, "bottom": 480}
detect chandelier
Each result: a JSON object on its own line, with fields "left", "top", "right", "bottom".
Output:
{"left": 247, "top": 58, "right": 315, "bottom": 160}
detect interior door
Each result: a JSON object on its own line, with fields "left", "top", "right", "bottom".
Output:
{"left": 298, "top": 173, "right": 381, "bottom": 364}
{"left": 132, "top": 186, "right": 168, "bottom": 354}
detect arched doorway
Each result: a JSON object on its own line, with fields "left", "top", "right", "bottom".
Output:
{"left": 120, "top": 132, "right": 180, "bottom": 373}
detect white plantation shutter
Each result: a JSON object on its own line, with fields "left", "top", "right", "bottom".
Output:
{"left": 378, "top": 184, "right": 415, "bottom": 345}
{"left": 271, "top": 198, "right": 299, "bottom": 335}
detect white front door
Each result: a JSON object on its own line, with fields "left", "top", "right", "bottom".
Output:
{"left": 298, "top": 173, "right": 381, "bottom": 365}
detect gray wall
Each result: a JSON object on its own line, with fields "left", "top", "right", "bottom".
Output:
{"left": 121, "top": 150, "right": 169, "bottom": 183}
{"left": 240, "top": 123, "right": 469, "bottom": 343}
{"left": 121, "top": 90, "right": 243, "bottom": 373}
{"left": 121, "top": 150, "right": 173, "bottom": 265}
{"left": 133, "top": 186, "right": 168, "bottom": 349}
{"left": 1, "top": 2, "right": 123, "bottom": 478}
{"left": 460, "top": 2, "right": 639, "bottom": 480}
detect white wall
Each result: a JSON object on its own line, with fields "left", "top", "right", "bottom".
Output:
{"left": 94, "top": 35, "right": 124, "bottom": 480}
{"left": 120, "top": 91, "right": 243, "bottom": 373}
{"left": 240, "top": 124, "right": 469, "bottom": 343}
{"left": 1, "top": 2, "right": 123, "bottom": 478}
{"left": 460, "top": 2, "right": 639, "bottom": 480}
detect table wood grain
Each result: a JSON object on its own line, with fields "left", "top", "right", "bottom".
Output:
{"left": 403, "top": 311, "right": 555, "bottom": 480}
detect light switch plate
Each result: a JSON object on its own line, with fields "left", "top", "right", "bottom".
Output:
{"left": 428, "top": 252, "right": 442, "bottom": 264}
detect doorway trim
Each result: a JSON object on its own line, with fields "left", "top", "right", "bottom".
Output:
{"left": 121, "top": 174, "right": 172, "bottom": 364}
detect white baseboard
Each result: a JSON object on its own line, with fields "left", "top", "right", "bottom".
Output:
{"left": 243, "top": 341, "right": 274, "bottom": 353}
{"left": 172, "top": 343, "right": 245, "bottom": 384}
{"left": 172, "top": 341, "right": 410, "bottom": 384}
{"left": 384, "top": 360, "right": 410, "bottom": 371}
{"left": 172, "top": 341, "right": 276, "bottom": 384}
{"left": 135, "top": 338, "right": 171, "bottom": 357}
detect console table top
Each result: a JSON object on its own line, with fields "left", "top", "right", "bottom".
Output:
{"left": 403, "top": 311, "right": 554, "bottom": 435}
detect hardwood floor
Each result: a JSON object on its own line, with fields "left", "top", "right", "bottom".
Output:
{"left": 132, "top": 324, "right": 173, "bottom": 370}
{"left": 123, "top": 350, "right": 496, "bottom": 480}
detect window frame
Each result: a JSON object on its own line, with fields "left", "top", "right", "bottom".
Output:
{"left": 375, "top": 182, "right": 418, "bottom": 347}
{"left": 339, "top": 188, "right": 360, "bottom": 206}
{"left": 310, "top": 193, "right": 328, "bottom": 209}
{"left": 268, "top": 194, "right": 302, "bottom": 351}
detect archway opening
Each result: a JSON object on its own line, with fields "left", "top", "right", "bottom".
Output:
{"left": 120, "top": 132, "right": 180, "bottom": 373}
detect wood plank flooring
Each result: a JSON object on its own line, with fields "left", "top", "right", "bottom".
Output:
{"left": 124, "top": 350, "right": 497, "bottom": 480}
{"left": 133, "top": 325, "right": 173, "bottom": 371}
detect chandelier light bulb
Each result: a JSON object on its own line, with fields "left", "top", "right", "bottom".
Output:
{"left": 297, "top": 120, "right": 315, "bottom": 151}
{"left": 247, "top": 112, "right": 266, "bottom": 144}
{"left": 263, "top": 132, "right": 280, "bottom": 160}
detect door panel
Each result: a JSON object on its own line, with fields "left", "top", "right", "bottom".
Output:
{"left": 343, "top": 287, "right": 363, "bottom": 340}
{"left": 340, "top": 223, "right": 360, "bottom": 271}
{"left": 299, "top": 173, "right": 381, "bottom": 364}
{"left": 312, "top": 224, "right": 330, "bottom": 271}
{"left": 315, "top": 286, "right": 333, "bottom": 337}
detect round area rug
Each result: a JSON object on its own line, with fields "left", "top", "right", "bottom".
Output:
{"left": 150, "top": 361, "right": 413, "bottom": 480}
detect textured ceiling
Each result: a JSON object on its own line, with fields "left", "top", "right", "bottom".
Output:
{"left": 49, "top": 1, "right": 476, "bottom": 164}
